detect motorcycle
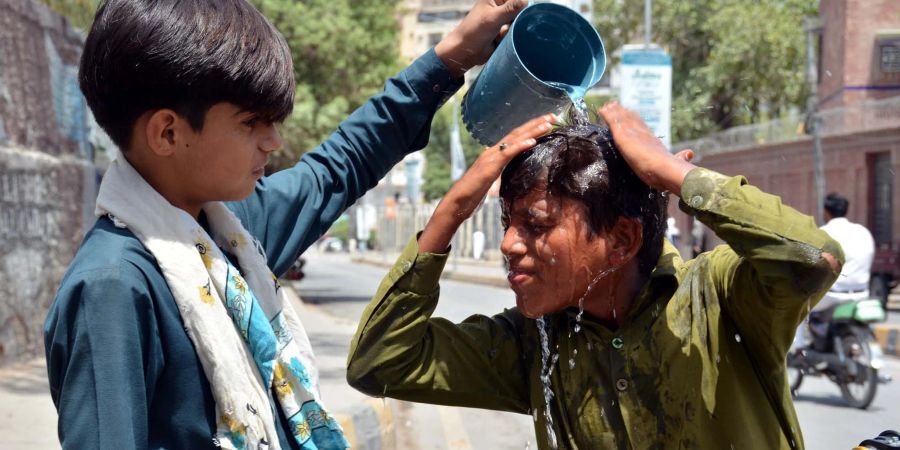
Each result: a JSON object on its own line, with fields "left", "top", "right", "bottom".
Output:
{"left": 855, "top": 430, "right": 900, "bottom": 450}
{"left": 787, "top": 296, "right": 887, "bottom": 409}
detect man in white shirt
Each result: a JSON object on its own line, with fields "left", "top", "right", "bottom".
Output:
{"left": 816, "top": 192, "right": 876, "bottom": 310}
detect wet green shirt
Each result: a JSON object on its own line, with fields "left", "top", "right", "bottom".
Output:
{"left": 346, "top": 168, "right": 843, "bottom": 450}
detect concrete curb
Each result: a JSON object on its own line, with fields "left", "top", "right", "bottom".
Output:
{"left": 333, "top": 398, "right": 396, "bottom": 450}
{"left": 288, "top": 287, "right": 397, "bottom": 450}
{"left": 352, "top": 257, "right": 509, "bottom": 289}
{"left": 874, "top": 323, "right": 900, "bottom": 358}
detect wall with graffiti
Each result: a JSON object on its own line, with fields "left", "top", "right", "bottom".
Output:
{"left": 0, "top": 0, "right": 103, "bottom": 365}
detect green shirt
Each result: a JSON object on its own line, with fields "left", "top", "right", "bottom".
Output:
{"left": 346, "top": 168, "right": 843, "bottom": 450}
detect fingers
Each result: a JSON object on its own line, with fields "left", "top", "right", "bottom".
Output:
{"left": 497, "top": 23, "right": 510, "bottom": 41}
{"left": 501, "top": 0, "right": 527, "bottom": 17}
{"left": 491, "top": 114, "right": 555, "bottom": 157}
{"left": 505, "top": 114, "right": 557, "bottom": 142}
{"left": 674, "top": 149, "right": 695, "bottom": 163}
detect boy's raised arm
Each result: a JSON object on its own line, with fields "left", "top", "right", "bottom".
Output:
{"left": 599, "top": 102, "right": 844, "bottom": 369}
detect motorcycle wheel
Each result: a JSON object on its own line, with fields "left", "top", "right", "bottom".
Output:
{"left": 788, "top": 367, "right": 803, "bottom": 396}
{"left": 787, "top": 354, "right": 803, "bottom": 396}
{"left": 838, "top": 330, "right": 878, "bottom": 409}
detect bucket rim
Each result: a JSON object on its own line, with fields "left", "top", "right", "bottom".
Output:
{"left": 509, "top": 3, "right": 607, "bottom": 92}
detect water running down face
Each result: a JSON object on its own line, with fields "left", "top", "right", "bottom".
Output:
{"left": 499, "top": 124, "right": 668, "bottom": 319}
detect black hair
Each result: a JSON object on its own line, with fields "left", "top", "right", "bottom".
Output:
{"left": 499, "top": 124, "right": 668, "bottom": 275}
{"left": 79, "top": 0, "right": 295, "bottom": 150}
{"left": 824, "top": 192, "right": 849, "bottom": 218}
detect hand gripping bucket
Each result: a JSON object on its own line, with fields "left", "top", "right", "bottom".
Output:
{"left": 461, "top": 3, "right": 606, "bottom": 146}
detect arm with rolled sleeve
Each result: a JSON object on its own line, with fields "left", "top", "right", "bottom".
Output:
{"left": 679, "top": 168, "right": 843, "bottom": 369}
{"left": 44, "top": 266, "right": 164, "bottom": 450}
{"left": 346, "top": 236, "right": 530, "bottom": 414}
{"left": 230, "top": 49, "right": 462, "bottom": 276}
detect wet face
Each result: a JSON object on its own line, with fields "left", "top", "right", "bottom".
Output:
{"left": 174, "top": 102, "right": 282, "bottom": 203}
{"left": 501, "top": 189, "right": 616, "bottom": 318}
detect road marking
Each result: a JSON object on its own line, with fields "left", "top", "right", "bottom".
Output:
{"left": 437, "top": 406, "right": 473, "bottom": 449}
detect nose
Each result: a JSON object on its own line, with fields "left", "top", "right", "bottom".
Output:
{"left": 260, "top": 123, "right": 283, "bottom": 154}
{"left": 500, "top": 226, "right": 527, "bottom": 259}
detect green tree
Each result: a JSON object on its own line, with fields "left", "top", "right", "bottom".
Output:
{"left": 39, "top": 0, "right": 100, "bottom": 31}
{"left": 594, "top": 0, "right": 815, "bottom": 142}
{"left": 253, "top": 0, "right": 403, "bottom": 169}
{"left": 420, "top": 94, "right": 486, "bottom": 202}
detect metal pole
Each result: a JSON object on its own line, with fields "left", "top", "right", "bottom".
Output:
{"left": 805, "top": 17, "right": 825, "bottom": 224}
{"left": 644, "top": 0, "right": 652, "bottom": 49}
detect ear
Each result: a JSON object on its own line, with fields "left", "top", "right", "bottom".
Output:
{"left": 607, "top": 216, "right": 643, "bottom": 267}
{"left": 144, "top": 109, "right": 184, "bottom": 157}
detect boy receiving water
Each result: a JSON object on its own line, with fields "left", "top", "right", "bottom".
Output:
{"left": 43, "top": 0, "right": 527, "bottom": 448}
{"left": 347, "top": 104, "right": 843, "bottom": 449}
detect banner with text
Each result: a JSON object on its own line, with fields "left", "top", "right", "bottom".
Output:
{"left": 619, "top": 50, "right": 673, "bottom": 149}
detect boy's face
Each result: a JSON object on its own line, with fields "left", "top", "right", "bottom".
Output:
{"left": 175, "top": 102, "right": 282, "bottom": 203}
{"left": 501, "top": 189, "right": 614, "bottom": 318}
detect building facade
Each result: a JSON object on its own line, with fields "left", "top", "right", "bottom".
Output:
{"left": 670, "top": 0, "right": 900, "bottom": 298}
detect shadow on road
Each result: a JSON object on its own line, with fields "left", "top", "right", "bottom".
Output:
{"left": 0, "top": 359, "right": 50, "bottom": 396}
{"left": 302, "top": 294, "right": 372, "bottom": 304}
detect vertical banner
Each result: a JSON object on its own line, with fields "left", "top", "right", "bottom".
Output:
{"left": 450, "top": 98, "right": 467, "bottom": 181}
{"left": 619, "top": 50, "right": 672, "bottom": 149}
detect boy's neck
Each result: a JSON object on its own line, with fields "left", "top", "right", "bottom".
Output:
{"left": 124, "top": 151, "right": 204, "bottom": 220}
{"left": 581, "top": 262, "right": 646, "bottom": 330}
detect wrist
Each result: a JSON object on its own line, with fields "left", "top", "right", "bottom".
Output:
{"left": 649, "top": 157, "right": 696, "bottom": 195}
{"left": 434, "top": 32, "right": 468, "bottom": 79}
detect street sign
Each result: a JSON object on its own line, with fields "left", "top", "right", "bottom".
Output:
{"left": 618, "top": 49, "right": 672, "bottom": 149}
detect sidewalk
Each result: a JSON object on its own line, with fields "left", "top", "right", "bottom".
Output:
{"left": 354, "top": 251, "right": 509, "bottom": 288}
{"left": 0, "top": 358, "right": 59, "bottom": 450}
{"left": 0, "top": 286, "right": 394, "bottom": 450}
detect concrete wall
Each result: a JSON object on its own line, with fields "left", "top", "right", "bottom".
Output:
{"left": 671, "top": 127, "right": 900, "bottom": 253}
{"left": 0, "top": 0, "right": 99, "bottom": 365}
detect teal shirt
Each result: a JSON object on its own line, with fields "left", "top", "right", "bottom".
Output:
{"left": 43, "top": 48, "right": 461, "bottom": 450}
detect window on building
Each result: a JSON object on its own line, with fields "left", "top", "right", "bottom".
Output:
{"left": 881, "top": 43, "right": 900, "bottom": 73}
{"left": 428, "top": 33, "right": 443, "bottom": 48}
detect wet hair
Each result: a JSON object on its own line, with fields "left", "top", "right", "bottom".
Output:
{"left": 824, "top": 192, "right": 849, "bottom": 218}
{"left": 79, "top": 0, "right": 295, "bottom": 150}
{"left": 500, "top": 124, "right": 668, "bottom": 275}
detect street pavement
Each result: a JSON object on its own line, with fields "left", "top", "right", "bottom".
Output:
{"left": 301, "top": 249, "right": 900, "bottom": 450}
{"left": 2, "top": 248, "right": 897, "bottom": 450}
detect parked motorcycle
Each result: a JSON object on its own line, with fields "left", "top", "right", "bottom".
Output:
{"left": 787, "top": 297, "right": 887, "bottom": 409}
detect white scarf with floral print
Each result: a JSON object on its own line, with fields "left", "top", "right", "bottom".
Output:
{"left": 95, "top": 157, "right": 347, "bottom": 449}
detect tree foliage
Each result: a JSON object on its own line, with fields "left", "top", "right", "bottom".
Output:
{"left": 252, "top": 0, "right": 403, "bottom": 169}
{"left": 421, "top": 95, "right": 485, "bottom": 202}
{"left": 39, "top": 0, "right": 100, "bottom": 31}
{"left": 594, "top": 0, "right": 816, "bottom": 142}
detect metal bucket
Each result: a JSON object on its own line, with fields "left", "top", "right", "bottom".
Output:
{"left": 461, "top": 3, "right": 606, "bottom": 146}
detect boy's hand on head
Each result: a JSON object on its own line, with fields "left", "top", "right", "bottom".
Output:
{"left": 418, "top": 113, "right": 556, "bottom": 253}
{"left": 598, "top": 102, "right": 696, "bottom": 195}
{"left": 435, "top": 0, "right": 527, "bottom": 78}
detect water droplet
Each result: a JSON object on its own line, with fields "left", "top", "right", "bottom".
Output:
{"left": 735, "top": 334, "right": 742, "bottom": 343}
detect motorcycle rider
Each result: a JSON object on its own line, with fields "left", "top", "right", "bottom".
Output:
{"left": 793, "top": 192, "right": 875, "bottom": 349}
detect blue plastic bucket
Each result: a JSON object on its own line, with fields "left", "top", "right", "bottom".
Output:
{"left": 462, "top": 3, "right": 606, "bottom": 146}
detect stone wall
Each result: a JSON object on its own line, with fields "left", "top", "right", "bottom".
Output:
{"left": 0, "top": 0, "right": 100, "bottom": 365}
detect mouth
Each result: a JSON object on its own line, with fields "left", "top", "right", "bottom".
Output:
{"left": 507, "top": 266, "right": 536, "bottom": 287}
